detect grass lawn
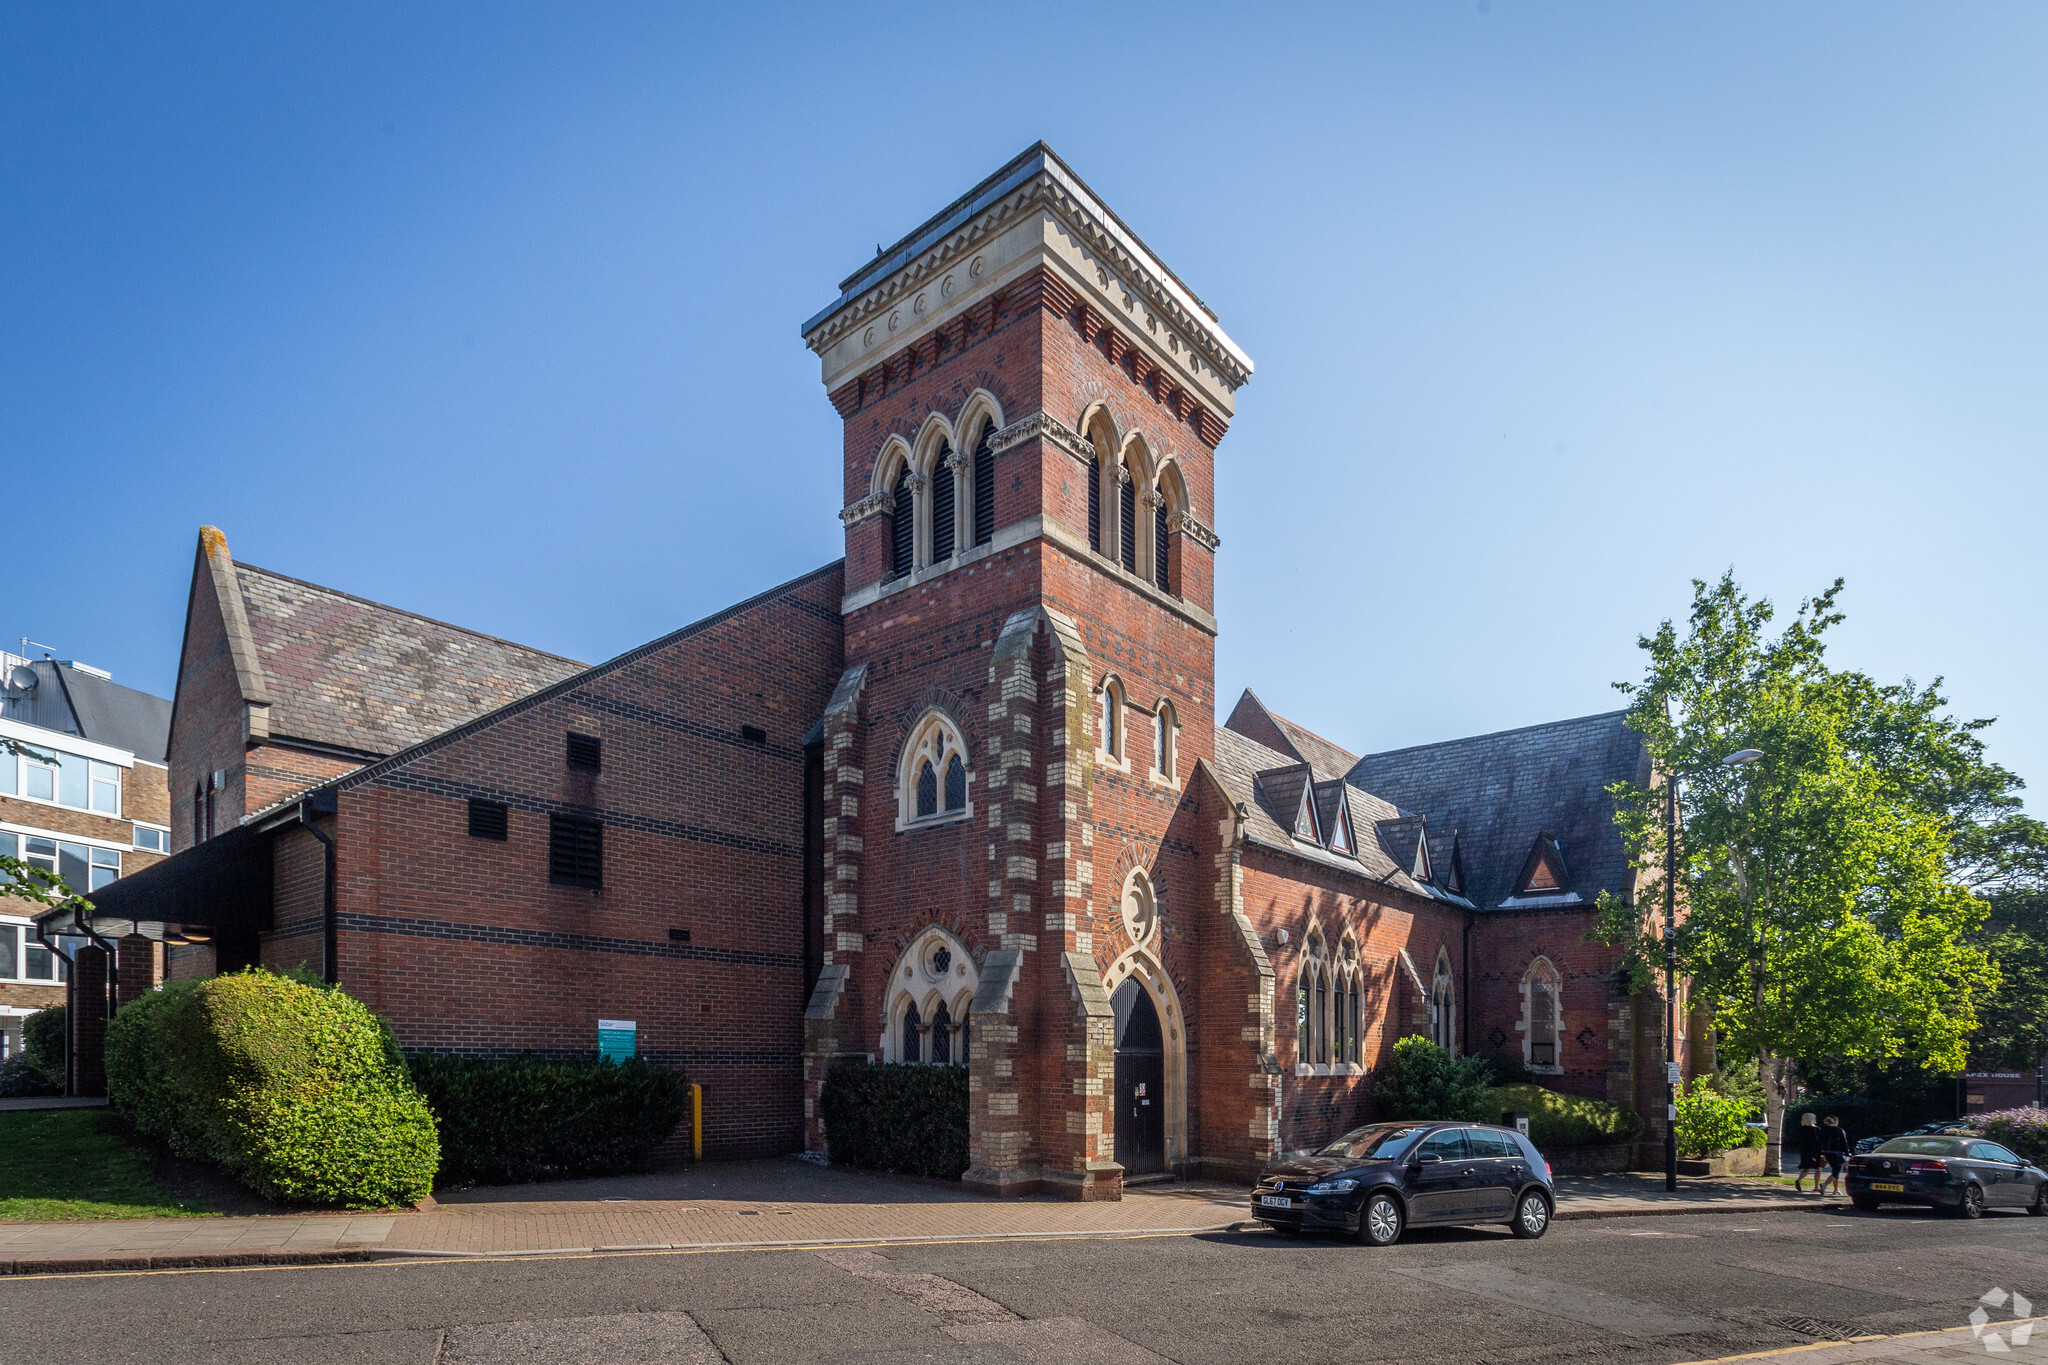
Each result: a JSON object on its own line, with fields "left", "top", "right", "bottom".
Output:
{"left": 0, "top": 1110, "right": 217, "bottom": 1220}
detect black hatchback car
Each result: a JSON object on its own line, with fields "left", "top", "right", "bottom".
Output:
{"left": 1846, "top": 1135, "right": 2047, "bottom": 1217}
{"left": 1252, "top": 1122, "right": 1556, "bottom": 1246}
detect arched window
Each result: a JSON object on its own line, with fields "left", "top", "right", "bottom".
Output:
{"left": 1522, "top": 957, "right": 1562, "bottom": 1073}
{"left": 1347, "top": 975, "right": 1361, "bottom": 1065}
{"left": 930, "top": 999, "right": 953, "bottom": 1065}
{"left": 1316, "top": 969, "right": 1328, "bottom": 1065}
{"left": 889, "top": 463, "right": 914, "bottom": 579}
{"left": 1296, "top": 965, "right": 1310, "bottom": 1063}
{"left": 1154, "top": 494, "right": 1171, "bottom": 592}
{"left": 1119, "top": 469, "right": 1137, "bottom": 573}
{"left": 898, "top": 710, "right": 971, "bottom": 829}
{"left": 1088, "top": 451, "right": 1103, "bottom": 551}
{"left": 931, "top": 441, "right": 956, "bottom": 562}
{"left": 901, "top": 1000, "right": 923, "bottom": 1064}
{"left": 1099, "top": 679, "right": 1124, "bottom": 764}
{"left": 1154, "top": 700, "right": 1178, "bottom": 782}
{"left": 1432, "top": 950, "right": 1456, "bottom": 1055}
{"left": 973, "top": 421, "right": 996, "bottom": 546}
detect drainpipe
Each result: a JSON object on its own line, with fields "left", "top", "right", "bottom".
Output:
{"left": 301, "top": 799, "right": 338, "bottom": 986}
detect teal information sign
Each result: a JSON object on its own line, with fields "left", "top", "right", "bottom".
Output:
{"left": 597, "top": 1018, "right": 636, "bottom": 1064}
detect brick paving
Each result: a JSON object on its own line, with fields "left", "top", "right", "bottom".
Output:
{"left": 0, "top": 1159, "right": 1836, "bottom": 1272}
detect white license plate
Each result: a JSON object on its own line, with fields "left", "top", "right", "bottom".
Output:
{"left": 1259, "top": 1195, "right": 1292, "bottom": 1208}
{"left": 1872, "top": 1182, "right": 1905, "bottom": 1192}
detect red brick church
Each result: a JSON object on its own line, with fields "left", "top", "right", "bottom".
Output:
{"left": 55, "top": 145, "right": 1689, "bottom": 1193}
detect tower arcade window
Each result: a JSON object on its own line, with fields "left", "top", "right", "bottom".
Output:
{"left": 1119, "top": 473, "right": 1137, "bottom": 573}
{"left": 972, "top": 421, "right": 996, "bottom": 546}
{"left": 889, "top": 463, "right": 914, "bottom": 579}
{"left": 1154, "top": 495, "right": 1171, "bottom": 592}
{"left": 931, "top": 441, "right": 956, "bottom": 562}
{"left": 1087, "top": 452, "right": 1102, "bottom": 551}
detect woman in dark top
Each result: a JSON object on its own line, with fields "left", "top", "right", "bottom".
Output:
{"left": 1793, "top": 1113, "right": 1824, "bottom": 1193}
{"left": 1819, "top": 1115, "right": 1850, "bottom": 1195}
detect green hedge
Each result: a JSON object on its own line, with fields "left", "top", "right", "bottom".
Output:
{"left": 406, "top": 1054, "right": 688, "bottom": 1187}
{"left": 1487, "top": 1084, "right": 1643, "bottom": 1148}
{"left": 23, "top": 1006, "right": 64, "bottom": 1089}
{"left": 105, "top": 971, "right": 438, "bottom": 1209}
{"left": 1375, "top": 1036, "right": 1494, "bottom": 1122}
{"left": 819, "top": 1059, "right": 969, "bottom": 1179}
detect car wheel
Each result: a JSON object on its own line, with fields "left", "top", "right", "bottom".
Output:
{"left": 1950, "top": 1185, "right": 1985, "bottom": 1220}
{"left": 2029, "top": 1185, "right": 2046, "bottom": 1218}
{"left": 1850, "top": 1193, "right": 1880, "bottom": 1212}
{"left": 1357, "top": 1192, "right": 1404, "bottom": 1247}
{"left": 1510, "top": 1190, "right": 1551, "bottom": 1239}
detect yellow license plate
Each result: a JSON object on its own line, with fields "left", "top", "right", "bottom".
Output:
{"left": 1872, "top": 1182, "right": 1905, "bottom": 1192}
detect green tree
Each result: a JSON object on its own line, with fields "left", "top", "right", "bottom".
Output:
{"left": 1374, "top": 1035, "right": 1493, "bottom": 1122}
{"left": 1973, "top": 889, "right": 2048, "bottom": 1071}
{"left": 1597, "top": 573, "right": 1999, "bottom": 1174}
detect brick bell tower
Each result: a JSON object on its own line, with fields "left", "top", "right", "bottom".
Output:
{"left": 798, "top": 144, "right": 1252, "bottom": 1198}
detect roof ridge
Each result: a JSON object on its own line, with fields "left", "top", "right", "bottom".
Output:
{"left": 235, "top": 561, "right": 586, "bottom": 667}
{"left": 246, "top": 559, "right": 845, "bottom": 817}
{"left": 1351, "top": 709, "right": 1632, "bottom": 764}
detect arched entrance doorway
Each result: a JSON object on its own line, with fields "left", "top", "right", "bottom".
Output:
{"left": 1111, "top": 976, "right": 1165, "bottom": 1175}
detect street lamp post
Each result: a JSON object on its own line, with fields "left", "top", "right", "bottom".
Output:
{"left": 1665, "top": 747, "right": 1763, "bottom": 1194}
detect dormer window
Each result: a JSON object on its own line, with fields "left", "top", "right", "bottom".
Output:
{"left": 1328, "top": 804, "right": 1352, "bottom": 855}
{"left": 1293, "top": 785, "right": 1319, "bottom": 841}
{"left": 1514, "top": 835, "right": 1569, "bottom": 897}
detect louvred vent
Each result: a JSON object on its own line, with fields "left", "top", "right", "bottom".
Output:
{"left": 890, "top": 469, "right": 914, "bottom": 578}
{"left": 1154, "top": 498, "right": 1171, "bottom": 592}
{"left": 1119, "top": 475, "right": 1137, "bottom": 572}
{"left": 566, "top": 732, "right": 602, "bottom": 771}
{"left": 931, "top": 443, "right": 955, "bottom": 560}
{"left": 467, "top": 798, "right": 508, "bottom": 841}
{"left": 1088, "top": 455, "right": 1102, "bottom": 550}
{"left": 549, "top": 813, "right": 603, "bottom": 887}
{"left": 973, "top": 423, "right": 995, "bottom": 546}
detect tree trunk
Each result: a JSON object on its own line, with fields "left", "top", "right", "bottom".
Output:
{"left": 1760, "top": 1048, "right": 1788, "bottom": 1176}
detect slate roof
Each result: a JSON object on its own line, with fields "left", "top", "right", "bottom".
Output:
{"left": 1222, "top": 690, "right": 1359, "bottom": 781}
{"left": 1345, "top": 710, "right": 1650, "bottom": 912}
{"left": 1208, "top": 727, "right": 1469, "bottom": 906}
{"left": 232, "top": 560, "right": 586, "bottom": 757}
{"left": 0, "top": 659, "right": 171, "bottom": 763}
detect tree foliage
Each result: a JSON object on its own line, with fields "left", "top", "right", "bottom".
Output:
{"left": 1596, "top": 573, "right": 2002, "bottom": 1171}
{"left": 1374, "top": 1036, "right": 1493, "bottom": 1122}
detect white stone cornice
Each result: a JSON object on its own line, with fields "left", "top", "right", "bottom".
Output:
{"left": 839, "top": 492, "right": 891, "bottom": 528}
{"left": 991, "top": 411, "right": 1095, "bottom": 466}
{"left": 1178, "top": 512, "right": 1221, "bottom": 552}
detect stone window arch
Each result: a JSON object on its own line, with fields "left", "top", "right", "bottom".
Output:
{"left": 1097, "top": 675, "right": 1128, "bottom": 768}
{"left": 1152, "top": 698, "right": 1179, "bottom": 785}
{"left": 1431, "top": 948, "right": 1457, "bottom": 1055}
{"left": 883, "top": 926, "right": 979, "bottom": 1066}
{"left": 1520, "top": 956, "right": 1563, "bottom": 1074}
{"left": 897, "top": 709, "right": 972, "bottom": 831}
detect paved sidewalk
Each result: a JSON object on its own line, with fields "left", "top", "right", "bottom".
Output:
{"left": 0, "top": 1096, "right": 109, "bottom": 1112}
{"left": 1676, "top": 1316, "right": 2045, "bottom": 1364}
{"left": 0, "top": 1159, "right": 1842, "bottom": 1273}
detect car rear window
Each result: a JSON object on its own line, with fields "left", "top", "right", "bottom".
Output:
{"left": 1876, "top": 1137, "right": 1960, "bottom": 1156}
{"left": 1469, "top": 1129, "right": 1517, "bottom": 1158}
{"left": 1316, "top": 1125, "right": 1429, "bottom": 1160}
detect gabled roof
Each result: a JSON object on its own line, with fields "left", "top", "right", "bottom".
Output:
{"left": 1224, "top": 690, "right": 1360, "bottom": 781}
{"left": 1209, "top": 727, "right": 1471, "bottom": 906}
{"left": 1256, "top": 763, "right": 1319, "bottom": 843}
{"left": 1375, "top": 814, "right": 1431, "bottom": 881}
{"left": 185, "top": 528, "right": 587, "bottom": 759}
{"left": 1346, "top": 710, "right": 1649, "bottom": 912}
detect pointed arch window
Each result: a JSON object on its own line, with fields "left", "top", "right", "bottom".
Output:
{"left": 931, "top": 441, "right": 956, "bottom": 562}
{"left": 1316, "top": 970, "right": 1329, "bottom": 1065}
{"left": 973, "top": 421, "right": 996, "bottom": 546}
{"left": 1431, "top": 951, "right": 1456, "bottom": 1055}
{"left": 889, "top": 463, "right": 914, "bottom": 580}
{"left": 1154, "top": 495, "right": 1171, "bottom": 592}
{"left": 1119, "top": 472, "right": 1137, "bottom": 573}
{"left": 1099, "top": 679, "right": 1125, "bottom": 764}
{"left": 1153, "top": 700, "right": 1178, "bottom": 783}
{"left": 901, "top": 1000, "right": 924, "bottom": 1065}
{"left": 898, "top": 710, "right": 972, "bottom": 829}
{"left": 929, "top": 999, "right": 953, "bottom": 1065}
{"left": 1088, "top": 452, "right": 1103, "bottom": 551}
{"left": 1347, "top": 975, "right": 1362, "bottom": 1065}
{"left": 1521, "top": 957, "right": 1563, "bottom": 1073}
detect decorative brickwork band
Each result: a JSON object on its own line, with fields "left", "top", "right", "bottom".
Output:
{"left": 989, "top": 411, "right": 1095, "bottom": 466}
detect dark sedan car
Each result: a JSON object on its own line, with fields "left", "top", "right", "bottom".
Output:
{"left": 1847, "top": 1135, "right": 2048, "bottom": 1217}
{"left": 1251, "top": 1122, "right": 1555, "bottom": 1246}
{"left": 1852, "top": 1122, "right": 1971, "bottom": 1156}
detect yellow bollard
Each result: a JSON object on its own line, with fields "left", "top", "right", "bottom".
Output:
{"left": 690, "top": 1083, "right": 702, "bottom": 1162}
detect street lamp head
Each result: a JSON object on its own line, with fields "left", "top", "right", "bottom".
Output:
{"left": 1722, "top": 749, "right": 1764, "bottom": 766}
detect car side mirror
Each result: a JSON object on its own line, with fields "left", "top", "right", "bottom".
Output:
{"left": 1414, "top": 1152, "right": 1441, "bottom": 1165}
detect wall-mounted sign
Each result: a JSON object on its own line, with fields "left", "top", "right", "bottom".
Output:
{"left": 598, "top": 1018, "right": 637, "bottom": 1064}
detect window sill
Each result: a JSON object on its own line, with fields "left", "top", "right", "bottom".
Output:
{"left": 897, "top": 807, "right": 974, "bottom": 834}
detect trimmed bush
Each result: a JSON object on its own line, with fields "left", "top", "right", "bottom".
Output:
{"left": 407, "top": 1054, "right": 688, "bottom": 1187}
{"left": 23, "top": 1006, "right": 64, "bottom": 1089}
{"left": 1675, "top": 1076, "right": 1755, "bottom": 1156}
{"left": 819, "top": 1059, "right": 969, "bottom": 1179}
{"left": 1487, "top": 1083, "right": 1643, "bottom": 1148}
{"left": 105, "top": 970, "right": 438, "bottom": 1209}
{"left": 1375, "top": 1036, "right": 1495, "bottom": 1122}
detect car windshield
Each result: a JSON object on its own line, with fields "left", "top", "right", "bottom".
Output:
{"left": 1875, "top": 1137, "right": 1959, "bottom": 1156}
{"left": 1316, "top": 1125, "right": 1429, "bottom": 1161}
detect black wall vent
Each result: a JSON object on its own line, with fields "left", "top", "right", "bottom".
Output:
{"left": 741, "top": 725, "right": 767, "bottom": 746}
{"left": 467, "top": 798, "right": 508, "bottom": 841}
{"left": 548, "top": 813, "right": 603, "bottom": 886}
{"left": 668, "top": 927, "right": 692, "bottom": 942}
{"left": 566, "top": 731, "right": 602, "bottom": 771}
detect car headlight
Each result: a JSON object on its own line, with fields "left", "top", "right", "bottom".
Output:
{"left": 1304, "top": 1179, "right": 1359, "bottom": 1195}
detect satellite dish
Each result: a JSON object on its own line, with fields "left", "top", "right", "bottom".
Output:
{"left": 8, "top": 665, "right": 35, "bottom": 693}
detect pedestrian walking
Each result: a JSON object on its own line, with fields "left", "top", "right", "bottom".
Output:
{"left": 1819, "top": 1115, "right": 1849, "bottom": 1196}
{"left": 1793, "top": 1113, "right": 1825, "bottom": 1193}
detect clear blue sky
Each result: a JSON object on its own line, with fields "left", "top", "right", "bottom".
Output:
{"left": 5, "top": 4, "right": 2043, "bottom": 801}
